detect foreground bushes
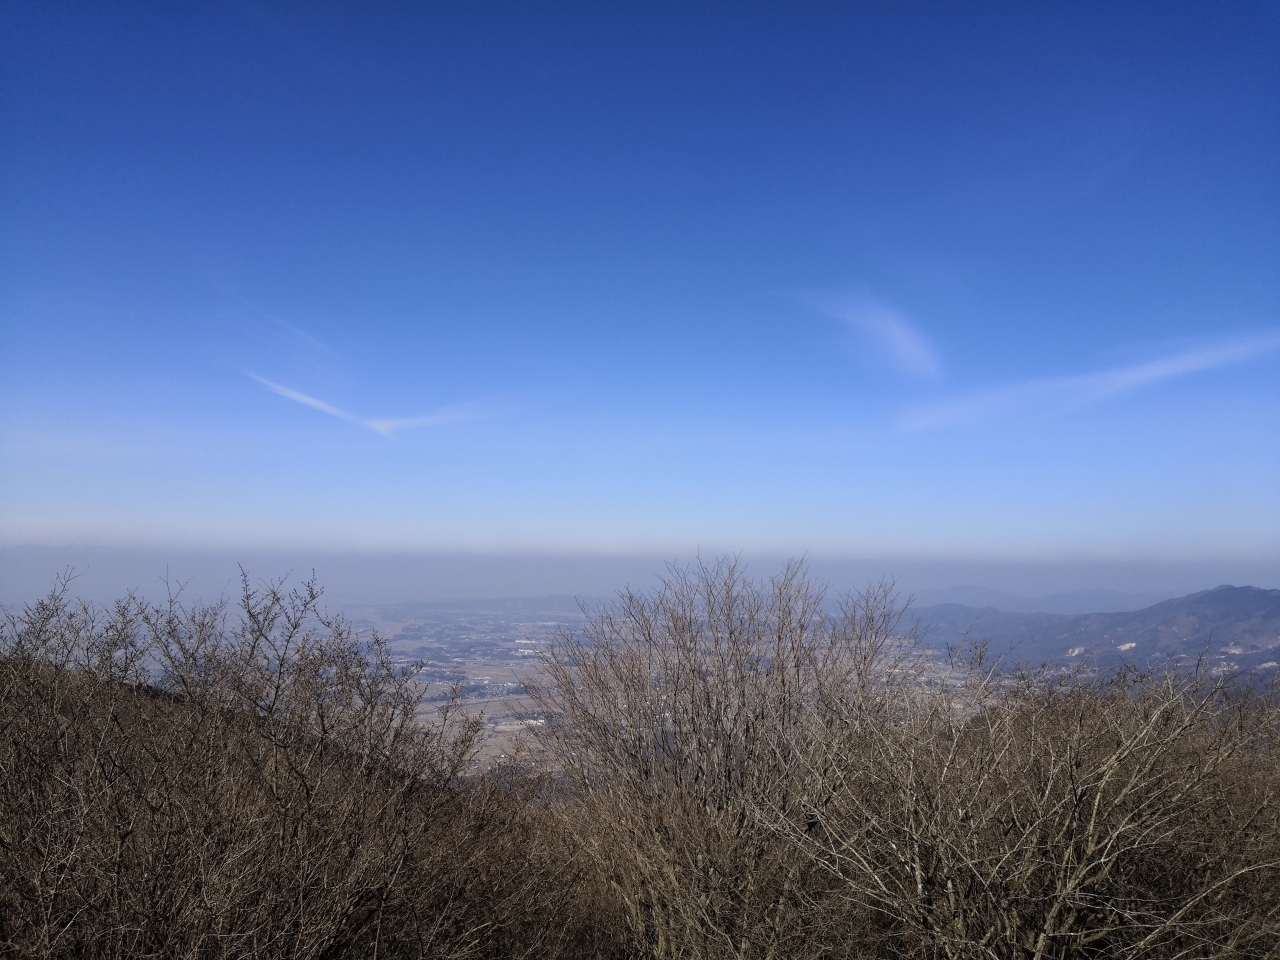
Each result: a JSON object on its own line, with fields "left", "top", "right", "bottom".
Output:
{"left": 0, "top": 575, "right": 598, "bottom": 959}
{"left": 2, "top": 563, "right": 1278, "bottom": 958}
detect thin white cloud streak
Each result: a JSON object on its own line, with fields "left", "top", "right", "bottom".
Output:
{"left": 901, "top": 332, "right": 1280, "bottom": 433}
{"left": 251, "top": 376, "right": 361, "bottom": 423}
{"left": 830, "top": 298, "right": 942, "bottom": 379}
{"left": 231, "top": 296, "right": 332, "bottom": 353}
{"left": 365, "top": 403, "right": 491, "bottom": 438}
{"left": 248, "top": 374, "right": 487, "bottom": 438}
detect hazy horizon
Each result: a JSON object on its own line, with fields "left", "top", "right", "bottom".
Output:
{"left": 4, "top": 544, "right": 1276, "bottom": 614}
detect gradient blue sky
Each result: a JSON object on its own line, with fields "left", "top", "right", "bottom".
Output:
{"left": 2, "top": 2, "right": 1278, "bottom": 565}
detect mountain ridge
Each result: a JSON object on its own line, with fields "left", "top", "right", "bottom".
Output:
{"left": 913, "top": 585, "right": 1280, "bottom": 675}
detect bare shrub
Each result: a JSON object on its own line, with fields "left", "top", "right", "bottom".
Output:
{"left": 775, "top": 646, "right": 1280, "bottom": 959}
{"left": 527, "top": 558, "right": 927, "bottom": 958}
{"left": 0, "top": 573, "right": 589, "bottom": 959}
{"left": 533, "top": 558, "right": 1280, "bottom": 959}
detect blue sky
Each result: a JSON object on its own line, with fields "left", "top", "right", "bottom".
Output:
{"left": 2, "top": 2, "right": 1278, "bottom": 566}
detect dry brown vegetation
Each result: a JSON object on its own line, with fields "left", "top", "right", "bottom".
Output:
{"left": 0, "top": 575, "right": 596, "bottom": 959}
{"left": 2, "top": 561, "right": 1278, "bottom": 958}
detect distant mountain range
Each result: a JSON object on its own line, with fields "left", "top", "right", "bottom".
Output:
{"left": 909, "top": 586, "right": 1171, "bottom": 615}
{"left": 913, "top": 585, "right": 1280, "bottom": 676}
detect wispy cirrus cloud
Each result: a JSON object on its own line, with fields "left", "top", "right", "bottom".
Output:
{"left": 248, "top": 374, "right": 488, "bottom": 438}
{"left": 221, "top": 292, "right": 333, "bottom": 353}
{"left": 825, "top": 296, "right": 942, "bottom": 379}
{"left": 901, "top": 332, "right": 1280, "bottom": 433}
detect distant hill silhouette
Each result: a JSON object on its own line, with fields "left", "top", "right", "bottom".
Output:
{"left": 910, "top": 586, "right": 1170, "bottom": 615}
{"left": 914, "top": 585, "right": 1280, "bottom": 677}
